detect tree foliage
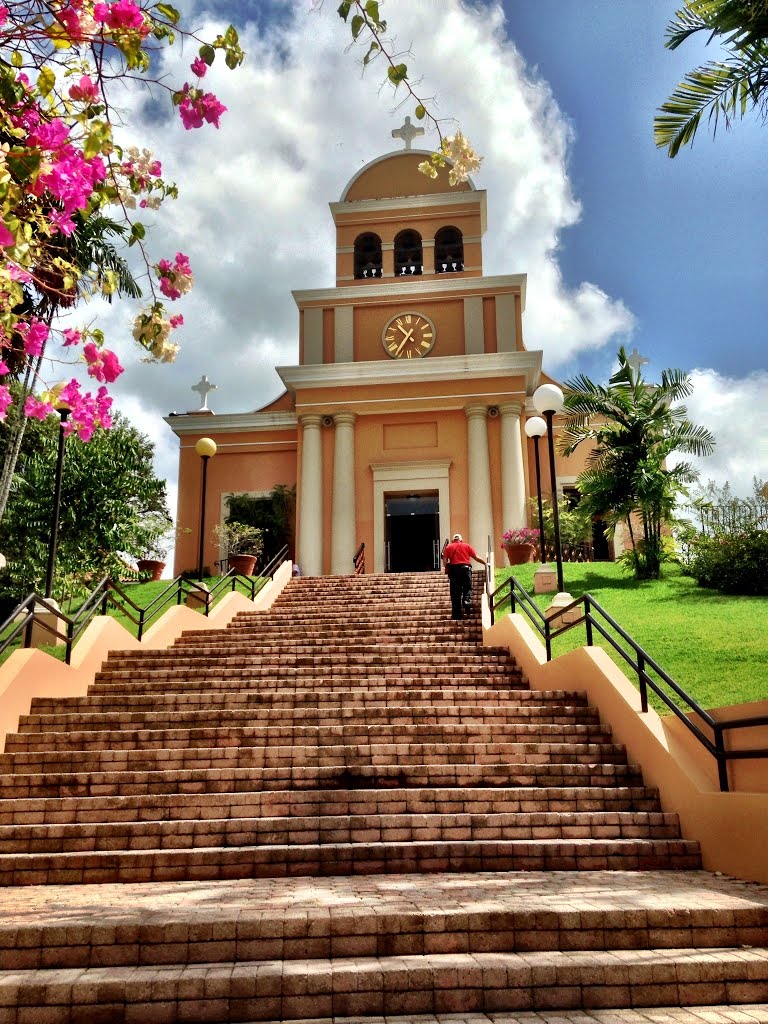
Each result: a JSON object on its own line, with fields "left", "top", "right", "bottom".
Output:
{"left": 561, "top": 347, "right": 716, "bottom": 579}
{"left": 0, "top": 408, "right": 170, "bottom": 601}
{"left": 226, "top": 485, "right": 296, "bottom": 563}
{"left": 655, "top": 0, "right": 768, "bottom": 155}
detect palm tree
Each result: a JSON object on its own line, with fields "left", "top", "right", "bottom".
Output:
{"left": 655, "top": 0, "right": 768, "bottom": 156}
{"left": 561, "top": 347, "right": 716, "bottom": 579}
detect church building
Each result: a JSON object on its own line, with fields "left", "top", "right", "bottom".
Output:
{"left": 167, "top": 130, "right": 594, "bottom": 576}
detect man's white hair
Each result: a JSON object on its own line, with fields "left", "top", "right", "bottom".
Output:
{"left": 452, "top": 533, "right": 462, "bottom": 540}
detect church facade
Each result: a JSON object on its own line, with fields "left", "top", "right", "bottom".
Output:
{"left": 167, "top": 143, "right": 595, "bottom": 577}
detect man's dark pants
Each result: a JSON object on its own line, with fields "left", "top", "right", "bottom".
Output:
{"left": 447, "top": 564, "right": 472, "bottom": 619}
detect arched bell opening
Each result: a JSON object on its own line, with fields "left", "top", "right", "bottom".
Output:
{"left": 394, "top": 229, "right": 423, "bottom": 277}
{"left": 435, "top": 226, "right": 464, "bottom": 273}
{"left": 354, "top": 232, "right": 383, "bottom": 279}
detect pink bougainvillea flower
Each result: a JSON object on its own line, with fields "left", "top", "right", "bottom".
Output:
{"left": 83, "top": 342, "right": 123, "bottom": 383}
{"left": 191, "top": 57, "right": 207, "bottom": 78}
{"left": 178, "top": 85, "right": 227, "bottom": 130}
{"left": 0, "top": 360, "right": 9, "bottom": 376}
{"left": 68, "top": 75, "right": 100, "bottom": 103}
{"left": 7, "top": 263, "right": 31, "bottom": 282}
{"left": 0, "top": 6, "right": 8, "bottom": 26}
{"left": 93, "top": 0, "right": 149, "bottom": 35}
{"left": 24, "top": 395, "right": 54, "bottom": 421}
{"left": 16, "top": 318, "right": 50, "bottom": 357}
{"left": 62, "top": 328, "right": 82, "bottom": 347}
{"left": 0, "top": 385, "right": 11, "bottom": 420}
{"left": 169, "top": 314, "right": 184, "bottom": 329}
{"left": 0, "top": 223, "right": 15, "bottom": 248}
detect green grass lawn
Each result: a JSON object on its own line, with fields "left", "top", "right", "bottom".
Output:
{"left": 494, "top": 561, "right": 768, "bottom": 712}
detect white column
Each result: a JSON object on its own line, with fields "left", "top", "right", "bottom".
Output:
{"left": 331, "top": 412, "right": 356, "bottom": 574}
{"left": 500, "top": 402, "right": 527, "bottom": 531}
{"left": 465, "top": 404, "right": 494, "bottom": 557}
{"left": 298, "top": 414, "right": 323, "bottom": 575}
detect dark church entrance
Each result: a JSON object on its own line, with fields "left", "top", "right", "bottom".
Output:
{"left": 385, "top": 493, "right": 440, "bottom": 572}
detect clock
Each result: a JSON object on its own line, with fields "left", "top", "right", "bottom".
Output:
{"left": 382, "top": 312, "right": 436, "bottom": 359}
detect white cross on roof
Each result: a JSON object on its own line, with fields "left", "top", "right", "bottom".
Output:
{"left": 191, "top": 375, "right": 217, "bottom": 411}
{"left": 391, "top": 116, "right": 425, "bottom": 151}
{"left": 627, "top": 348, "right": 649, "bottom": 374}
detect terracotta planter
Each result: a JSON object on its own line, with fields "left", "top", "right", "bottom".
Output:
{"left": 228, "top": 553, "right": 258, "bottom": 576}
{"left": 503, "top": 542, "right": 536, "bottom": 566}
{"left": 136, "top": 558, "right": 165, "bottom": 581}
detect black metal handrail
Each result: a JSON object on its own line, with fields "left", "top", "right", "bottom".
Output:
{"left": 353, "top": 542, "right": 365, "bottom": 575}
{"left": 0, "top": 545, "right": 290, "bottom": 664}
{"left": 487, "top": 573, "right": 767, "bottom": 792}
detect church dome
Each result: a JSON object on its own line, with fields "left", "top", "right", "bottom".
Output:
{"left": 340, "top": 150, "right": 475, "bottom": 202}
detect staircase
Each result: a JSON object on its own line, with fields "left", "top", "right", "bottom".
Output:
{"left": 0, "top": 570, "right": 765, "bottom": 1021}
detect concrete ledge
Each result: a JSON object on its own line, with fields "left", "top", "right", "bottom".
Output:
{"left": 484, "top": 610, "right": 768, "bottom": 884}
{"left": 0, "top": 562, "right": 294, "bottom": 753}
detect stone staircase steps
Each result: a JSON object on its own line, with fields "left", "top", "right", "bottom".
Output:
{"left": 0, "top": 569, "right": 764, "bottom": 1020}
{"left": 0, "top": 836, "right": 701, "bottom": 886}
{"left": 5, "top": 721, "right": 613, "bottom": 754}
{"left": 17, "top": 701, "right": 601, "bottom": 733}
{"left": 0, "top": 739, "right": 632, "bottom": 776}
{"left": 0, "top": 946, "right": 765, "bottom": 1021}
{"left": 0, "top": 759, "right": 644, "bottom": 799}
{"left": 0, "top": 785, "right": 662, "bottom": 826}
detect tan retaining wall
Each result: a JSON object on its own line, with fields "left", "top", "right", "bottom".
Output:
{"left": 483, "top": 605, "right": 768, "bottom": 884}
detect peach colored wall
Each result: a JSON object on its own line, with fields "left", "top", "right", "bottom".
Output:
{"left": 323, "top": 308, "right": 335, "bottom": 365}
{"left": 483, "top": 296, "right": 497, "bottom": 353}
{"left": 344, "top": 153, "right": 471, "bottom": 201}
{"left": 174, "top": 431, "right": 297, "bottom": 575}
{"left": 484, "top": 608, "right": 768, "bottom": 884}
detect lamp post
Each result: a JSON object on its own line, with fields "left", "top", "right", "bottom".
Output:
{"left": 532, "top": 383, "right": 567, "bottom": 596}
{"left": 43, "top": 389, "right": 71, "bottom": 600}
{"left": 195, "top": 437, "right": 217, "bottom": 580}
{"left": 524, "top": 416, "right": 548, "bottom": 565}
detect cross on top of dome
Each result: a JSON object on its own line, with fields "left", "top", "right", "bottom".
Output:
{"left": 391, "top": 116, "right": 424, "bottom": 151}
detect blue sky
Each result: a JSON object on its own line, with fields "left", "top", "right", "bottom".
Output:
{"left": 505, "top": 0, "right": 766, "bottom": 384}
{"left": 97, "top": 0, "right": 766, "bottom": 516}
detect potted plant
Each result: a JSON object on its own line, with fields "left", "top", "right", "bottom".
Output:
{"left": 501, "top": 526, "right": 540, "bottom": 565}
{"left": 214, "top": 521, "right": 264, "bottom": 576}
{"left": 136, "top": 522, "right": 171, "bottom": 581}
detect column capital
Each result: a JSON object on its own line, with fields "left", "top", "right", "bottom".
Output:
{"left": 300, "top": 413, "right": 323, "bottom": 429}
{"left": 499, "top": 401, "right": 523, "bottom": 418}
{"left": 334, "top": 412, "right": 356, "bottom": 427}
{"left": 464, "top": 403, "right": 488, "bottom": 421}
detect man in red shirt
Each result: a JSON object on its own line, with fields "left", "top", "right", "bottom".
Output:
{"left": 442, "top": 533, "right": 487, "bottom": 620}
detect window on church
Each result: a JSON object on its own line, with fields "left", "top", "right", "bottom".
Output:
{"left": 435, "top": 226, "right": 464, "bottom": 273}
{"left": 394, "top": 229, "right": 423, "bottom": 276}
{"left": 354, "top": 233, "right": 383, "bottom": 279}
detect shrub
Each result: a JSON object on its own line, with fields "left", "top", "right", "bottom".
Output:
{"left": 685, "top": 529, "right": 768, "bottom": 595}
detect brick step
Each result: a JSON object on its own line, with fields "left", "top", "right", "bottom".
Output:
{"left": 0, "top": 761, "right": 645, "bottom": 799}
{"left": 184, "top": 624, "right": 484, "bottom": 642}
{"left": 165, "top": 640, "right": 500, "bottom": 656}
{"left": 0, "top": 786, "right": 662, "bottom": 826}
{"left": 4, "top": 722, "right": 613, "bottom": 755}
{"left": 2, "top": 870, "right": 764, "bottom": 971}
{"left": 0, "top": 836, "right": 701, "bottom": 886}
{"left": 0, "top": 739, "right": 630, "bottom": 776}
{"left": 99, "top": 652, "right": 515, "bottom": 672}
{"left": 4, "top": 943, "right": 761, "bottom": 1018}
{"left": 0, "top": 810, "right": 682, "bottom": 855}
{"left": 86, "top": 673, "right": 528, "bottom": 696}
{"left": 17, "top": 702, "right": 601, "bottom": 734}
{"left": 29, "top": 687, "right": 587, "bottom": 715}
{"left": 255, "top": 1012, "right": 768, "bottom": 1024}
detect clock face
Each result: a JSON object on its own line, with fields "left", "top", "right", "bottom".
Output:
{"left": 382, "top": 312, "right": 436, "bottom": 360}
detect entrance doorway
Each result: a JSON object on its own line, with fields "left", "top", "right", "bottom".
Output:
{"left": 385, "top": 493, "right": 440, "bottom": 572}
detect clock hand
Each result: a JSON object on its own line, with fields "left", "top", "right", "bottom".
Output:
{"left": 395, "top": 338, "right": 407, "bottom": 356}
{"left": 397, "top": 325, "right": 414, "bottom": 343}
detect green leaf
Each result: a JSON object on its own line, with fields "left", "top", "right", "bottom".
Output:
{"left": 156, "top": 3, "right": 181, "bottom": 23}
{"left": 415, "top": 104, "right": 426, "bottom": 120}
{"left": 388, "top": 63, "right": 408, "bottom": 86}
{"left": 199, "top": 44, "right": 215, "bottom": 66}
{"left": 337, "top": 1, "right": 353, "bottom": 22}
{"left": 351, "top": 14, "right": 365, "bottom": 39}
{"left": 11, "top": 51, "right": 23, "bottom": 68}
{"left": 128, "top": 222, "right": 146, "bottom": 247}
{"left": 7, "top": 149, "right": 42, "bottom": 184}
{"left": 363, "top": 41, "right": 379, "bottom": 65}
{"left": 37, "top": 66, "right": 55, "bottom": 97}
{"left": 365, "top": 0, "right": 382, "bottom": 28}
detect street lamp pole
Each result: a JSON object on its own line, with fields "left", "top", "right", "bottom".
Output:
{"left": 43, "top": 401, "right": 71, "bottom": 600}
{"left": 195, "top": 437, "right": 217, "bottom": 580}
{"left": 532, "top": 383, "right": 566, "bottom": 595}
{"left": 524, "top": 416, "right": 548, "bottom": 565}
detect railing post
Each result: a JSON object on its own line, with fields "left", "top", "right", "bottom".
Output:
{"left": 638, "top": 653, "right": 648, "bottom": 713}
{"left": 24, "top": 615, "right": 33, "bottom": 650}
{"left": 65, "top": 621, "right": 74, "bottom": 665}
{"left": 585, "top": 596, "right": 593, "bottom": 647}
{"left": 138, "top": 608, "right": 145, "bottom": 642}
{"left": 714, "top": 724, "right": 730, "bottom": 792}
